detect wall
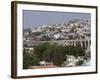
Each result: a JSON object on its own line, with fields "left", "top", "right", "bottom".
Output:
{"left": 0, "top": 0, "right": 99, "bottom": 80}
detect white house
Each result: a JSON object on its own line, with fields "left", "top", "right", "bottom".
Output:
{"left": 64, "top": 55, "right": 77, "bottom": 67}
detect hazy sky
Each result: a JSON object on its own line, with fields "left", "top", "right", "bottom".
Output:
{"left": 23, "top": 10, "right": 91, "bottom": 29}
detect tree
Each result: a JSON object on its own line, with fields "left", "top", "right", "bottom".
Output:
{"left": 23, "top": 48, "right": 39, "bottom": 69}
{"left": 43, "top": 45, "right": 54, "bottom": 62}
{"left": 34, "top": 43, "right": 50, "bottom": 61}
{"left": 65, "top": 46, "right": 85, "bottom": 58}
{"left": 33, "top": 43, "right": 85, "bottom": 67}
{"left": 33, "top": 43, "right": 67, "bottom": 66}
{"left": 52, "top": 45, "right": 66, "bottom": 66}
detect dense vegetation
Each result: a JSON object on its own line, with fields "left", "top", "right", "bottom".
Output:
{"left": 23, "top": 43, "right": 85, "bottom": 69}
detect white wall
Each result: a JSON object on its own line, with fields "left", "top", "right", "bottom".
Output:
{"left": 0, "top": 0, "right": 99, "bottom": 80}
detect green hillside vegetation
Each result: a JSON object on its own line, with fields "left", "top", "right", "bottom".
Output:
{"left": 23, "top": 43, "right": 85, "bottom": 69}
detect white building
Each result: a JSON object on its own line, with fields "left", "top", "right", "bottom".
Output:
{"left": 64, "top": 55, "right": 77, "bottom": 67}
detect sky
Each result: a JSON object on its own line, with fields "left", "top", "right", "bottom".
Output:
{"left": 23, "top": 10, "right": 91, "bottom": 29}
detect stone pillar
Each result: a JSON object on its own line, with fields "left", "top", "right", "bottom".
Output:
{"left": 74, "top": 40, "right": 76, "bottom": 47}
{"left": 64, "top": 40, "right": 66, "bottom": 46}
{"left": 80, "top": 40, "right": 83, "bottom": 47}
{"left": 68, "top": 41, "right": 70, "bottom": 46}
{"left": 88, "top": 40, "right": 90, "bottom": 48}
{"left": 70, "top": 40, "right": 72, "bottom": 46}
{"left": 72, "top": 41, "right": 74, "bottom": 46}
{"left": 65, "top": 40, "right": 67, "bottom": 46}
{"left": 84, "top": 40, "right": 86, "bottom": 48}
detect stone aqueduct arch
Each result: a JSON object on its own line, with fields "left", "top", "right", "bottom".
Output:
{"left": 52, "top": 39, "right": 91, "bottom": 48}
{"left": 25, "top": 39, "right": 91, "bottom": 49}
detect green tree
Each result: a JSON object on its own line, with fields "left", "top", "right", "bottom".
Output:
{"left": 65, "top": 46, "right": 85, "bottom": 58}
{"left": 52, "top": 45, "right": 66, "bottom": 66}
{"left": 33, "top": 43, "right": 85, "bottom": 67}
{"left": 23, "top": 49, "right": 39, "bottom": 69}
